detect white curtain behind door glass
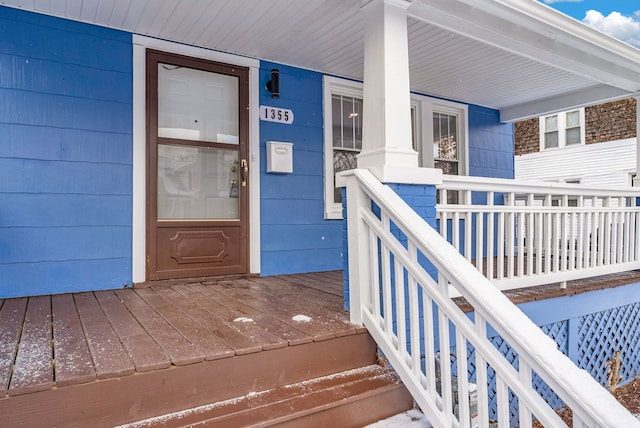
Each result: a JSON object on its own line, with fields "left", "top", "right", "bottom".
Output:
{"left": 157, "top": 64, "right": 239, "bottom": 144}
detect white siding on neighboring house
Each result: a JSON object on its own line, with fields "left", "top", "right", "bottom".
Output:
{"left": 515, "top": 138, "right": 637, "bottom": 187}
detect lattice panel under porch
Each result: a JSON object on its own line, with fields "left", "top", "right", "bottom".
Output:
{"left": 577, "top": 302, "right": 640, "bottom": 386}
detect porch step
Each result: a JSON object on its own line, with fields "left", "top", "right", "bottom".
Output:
{"left": 118, "top": 365, "right": 412, "bottom": 428}
{"left": 0, "top": 330, "right": 412, "bottom": 427}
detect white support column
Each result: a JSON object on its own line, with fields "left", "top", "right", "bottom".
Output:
{"left": 635, "top": 96, "right": 640, "bottom": 187}
{"left": 358, "top": 0, "right": 439, "bottom": 184}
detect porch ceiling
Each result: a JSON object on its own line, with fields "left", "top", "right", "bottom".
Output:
{"left": 4, "top": 0, "right": 640, "bottom": 121}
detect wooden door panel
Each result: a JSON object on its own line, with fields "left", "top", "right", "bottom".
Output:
{"left": 154, "top": 226, "right": 245, "bottom": 277}
{"left": 147, "top": 50, "right": 249, "bottom": 280}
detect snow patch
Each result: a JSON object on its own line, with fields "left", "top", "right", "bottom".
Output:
{"left": 233, "top": 317, "right": 254, "bottom": 323}
{"left": 365, "top": 409, "right": 431, "bottom": 428}
{"left": 292, "top": 314, "right": 312, "bottom": 322}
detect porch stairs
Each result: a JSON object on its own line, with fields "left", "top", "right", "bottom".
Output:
{"left": 116, "top": 333, "right": 412, "bottom": 427}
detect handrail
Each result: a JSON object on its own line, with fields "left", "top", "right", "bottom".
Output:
{"left": 339, "top": 169, "right": 638, "bottom": 428}
{"left": 436, "top": 175, "right": 640, "bottom": 292}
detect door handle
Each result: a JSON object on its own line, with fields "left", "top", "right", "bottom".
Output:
{"left": 240, "top": 159, "right": 248, "bottom": 187}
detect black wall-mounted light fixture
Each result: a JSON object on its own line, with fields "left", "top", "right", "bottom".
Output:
{"left": 266, "top": 69, "right": 280, "bottom": 99}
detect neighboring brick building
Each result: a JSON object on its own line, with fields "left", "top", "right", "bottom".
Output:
{"left": 515, "top": 98, "right": 637, "bottom": 156}
{"left": 515, "top": 98, "right": 638, "bottom": 187}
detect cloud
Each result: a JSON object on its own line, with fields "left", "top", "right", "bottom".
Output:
{"left": 543, "top": 0, "right": 582, "bottom": 3}
{"left": 582, "top": 10, "right": 640, "bottom": 48}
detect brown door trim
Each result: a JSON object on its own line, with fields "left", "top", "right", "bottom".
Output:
{"left": 146, "top": 49, "right": 250, "bottom": 280}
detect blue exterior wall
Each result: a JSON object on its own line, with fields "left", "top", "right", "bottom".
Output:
{"left": 259, "top": 62, "right": 343, "bottom": 276}
{"left": 0, "top": 7, "right": 133, "bottom": 297}
{"left": 468, "top": 105, "right": 514, "bottom": 179}
{"left": 0, "top": 7, "right": 515, "bottom": 294}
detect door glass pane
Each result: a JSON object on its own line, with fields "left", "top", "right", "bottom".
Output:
{"left": 157, "top": 144, "right": 239, "bottom": 219}
{"left": 158, "top": 64, "right": 239, "bottom": 144}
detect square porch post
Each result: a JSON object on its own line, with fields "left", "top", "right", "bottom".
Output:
{"left": 343, "top": 0, "right": 442, "bottom": 312}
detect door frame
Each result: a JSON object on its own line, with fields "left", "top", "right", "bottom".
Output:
{"left": 131, "top": 35, "right": 261, "bottom": 284}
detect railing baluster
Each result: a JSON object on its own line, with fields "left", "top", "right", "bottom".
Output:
{"left": 487, "top": 192, "right": 495, "bottom": 281}
{"left": 561, "top": 209, "right": 568, "bottom": 272}
{"left": 617, "top": 210, "right": 624, "bottom": 264}
{"left": 394, "top": 258, "right": 406, "bottom": 355}
{"left": 577, "top": 196, "right": 585, "bottom": 269}
{"left": 517, "top": 212, "right": 525, "bottom": 276}
{"left": 438, "top": 312, "right": 454, "bottom": 425}
{"left": 536, "top": 209, "right": 543, "bottom": 275}
{"left": 423, "top": 289, "right": 437, "bottom": 401}
{"left": 519, "top": 360, "right": 533, "bottom": 428}
{"left": 407, "top": 266, "right": 421, "bottom": 376}
{"left": 476, "top": 211, "right": 484, "bottom": 275}
{"left": 441, "top": 208, "right": 449, "bottom": 242}
{"left": 624, "top": 211, "right": 631, "bottom": 263}
{"left": 370, "top": 227, "right": 382, "bottom": 323}
{"left": 507, "top": 207, "right": 515, "bottom": 278}
{"left": 604, "top": 197, "right": 612, "bottom": 265}
{"left": 465, "top": 211, "right": 472, "bottom": 263}
{"left": 496, "top": 375, "right": 510, "bottom": 427}
{"left": 455, "top": 331, "right": 471, "bottom": 428}
{"left": 453, "top": 211, "right": 461, "bottom": 252}
{"left": 497, "top": 211, "right": 505, "bottom": 280}
{"left": 474, "top": 314, "right": 490, "bottom": 428}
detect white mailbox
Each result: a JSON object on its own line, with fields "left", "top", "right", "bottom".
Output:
{"left": 266, "top": 141, "right": 293, "bottom": 173}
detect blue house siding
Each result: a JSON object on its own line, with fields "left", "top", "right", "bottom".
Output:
{"left": 468, "top": 105, "right": 514, "bottom": 180}
{"left": 259, "top": 62, "right": 343, "bottom": 276}
{"left": 0, "top": 7, "right": 133, "bottom": 298}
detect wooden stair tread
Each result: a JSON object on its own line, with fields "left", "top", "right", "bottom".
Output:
{"left": 118, "top": 365, "right": 411, "bottom": 428}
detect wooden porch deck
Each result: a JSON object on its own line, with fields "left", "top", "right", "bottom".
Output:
{"left": 0, "top": 271, "right": 362, "bottom": 399}
{"left": 3, "top": 267, "right": 639, "bottom": 398}
{"left": 2, "top": 268, "right": 639, "bottom": 426}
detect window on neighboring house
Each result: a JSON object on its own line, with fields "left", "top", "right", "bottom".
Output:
{"left": 323, "top": 76, "right": 468, "bottom": 219}
{"left": 540, "top": 109, "right": 585, "bottom": 150}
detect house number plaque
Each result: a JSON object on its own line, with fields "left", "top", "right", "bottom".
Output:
{"left": 260, "top": 105, "right": 294, "bottom": 124}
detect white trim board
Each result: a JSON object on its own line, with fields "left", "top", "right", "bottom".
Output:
{"left": 131, "top": 35, "right": 261, "bottom": 283}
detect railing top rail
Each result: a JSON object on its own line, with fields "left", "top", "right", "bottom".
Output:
{"left": 339, "top": 168, "right": 639, "bottom": 427}
{"left": 438, "top": 174, "right": 640, "bottom": 197}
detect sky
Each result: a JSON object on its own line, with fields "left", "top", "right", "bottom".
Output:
{"left": 539, "top": 0, "right": 640, "bottom": 48}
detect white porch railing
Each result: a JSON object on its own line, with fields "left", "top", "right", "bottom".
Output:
{"left": 437, "top": 175, "right": 640, "bottom": 292}
{"left": 339, "top": 169, "right": 638, "bottom": 428}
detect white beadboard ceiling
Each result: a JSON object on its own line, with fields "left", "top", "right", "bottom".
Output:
{"left": 3, "top": 0, "right": 640, "bottom": 121}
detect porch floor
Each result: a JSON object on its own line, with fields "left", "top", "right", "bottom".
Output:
{"left": 0, "top": 270, "right": 365, "bottom": 398}
{"left": 3, "top": 268, "right": 640, "bottom": 398}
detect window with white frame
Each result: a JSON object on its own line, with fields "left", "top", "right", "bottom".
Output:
{"left": 323, "top": 76, "right": 468, "bottom": 219}
{"left": 540, "top": 109, "right": 585, "bottom": 150}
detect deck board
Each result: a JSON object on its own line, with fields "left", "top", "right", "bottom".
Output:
{"left": 114, "top": 289, "right": 204, "bottom": 366}
{"left": 75, "top": 292, "right": 135, "bottom": 379}
{"left": 138, "top": 287, "right": 249, "bottom": 358}
{"left": 0, "top": 298, "right": 27, "bottom": 393}
{"left": 51, "top": 294, "right": 96, "bottom": 387}
{"left": 209, "top": 279, "right": 348, "bottom": 341}
{"left": 94, "top": 290, "right": 171, "bottom": 372}
{"left": 9, "top": 296, "right": 53, "bottom": 395}
{"left": 162, "top": 285, "right": 287, "bottom": 352}
{"left": 189, "top": 284, "right": 314, "bottom": 346}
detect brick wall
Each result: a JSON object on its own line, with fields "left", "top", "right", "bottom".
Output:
{"left": 514, "top": 118, "right": 539, "bottom": 155}
{"left": 585, "top": 98, "right": 637, "bottom": 144}
{"left": 514, "top": 98, "right": 637, "bottom": 156}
